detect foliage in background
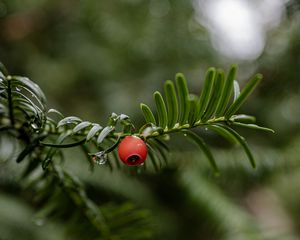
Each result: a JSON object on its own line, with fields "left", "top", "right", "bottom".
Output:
{"left": 0, "top": 0, "right": 300, "bottom": 239}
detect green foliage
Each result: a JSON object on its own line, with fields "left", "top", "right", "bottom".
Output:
{"left": 181, "top": 130, "right": 219, "bottom": 173}
{"left": 215, "top": 65, "right": 237, "bottom": 117}
{"left": 140, "top": 104, "right": 156, "bottom": 125}
{"left": 197, "top": 67, "right": 216, "bottom": 120}
{"left": 154, "top": 91, "right": 168, "bottom": 129}
{"left": 0, "top": 62, "right": 273, "bottom": 239}
{"left": 175, "top": 73, "right": 191, "bottom": 125}
{"left": 0, "top": 62, "right": 274, "bottom": 171}
{"left": 201, "top": 70, "right": 225, "bottom": 122}
{"left": 225, "top": 73, "right": 262, "bottom": 118}
{"left": 164, "top": 80, "right": 178, "bottom": 128}
{"left": 138, "top": 65, "right": 272, "bottom": 171}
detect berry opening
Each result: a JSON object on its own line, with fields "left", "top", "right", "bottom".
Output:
{"left": 127, "top": 154, "right": 141, "bottom": 164}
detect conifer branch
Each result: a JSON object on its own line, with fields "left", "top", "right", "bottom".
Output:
{"left": 0, "top": 61, "right": 274, "bottom": 239}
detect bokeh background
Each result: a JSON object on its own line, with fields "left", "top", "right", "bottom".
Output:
{"left": 1, "top": 0, "right": 300, "bottom": 239}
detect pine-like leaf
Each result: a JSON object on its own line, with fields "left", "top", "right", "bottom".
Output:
{"left": 153, "top": 91, "right": 168, "bottom": 129}
{"left": 14, "top": 99, "right": 39, "bottom": 116}
{"left": 140, "top": 103, "right": 156, "bottom": 125}
{"left": 230, "top": 114, "right": 256, "bottom": 123}
{"left": 12, "top": 85, "right": 46, "bottom": 111}
{"left": 233, "top": 80, "right": 240, "bottom": 102}
{"left": 153, "top": 138, "right": 170, "bottom": 152}
{"left": 175, "top": 73, "right": 190, "bottom": 125}
{"left": 182, "top": 130, "right": 219, "bottom": 173}
{"left": 206, "top": 124, "right": 239, "bottom": 145}
{"left": 231, "top": 122, "right": 275, "bottom": 133}
{"left": 97, "top": 126, "right": 114, "bottom": 144}
{"left": 148, "top": 139, "right": 168, "bottom": 165}
{"left": 164, "top": 80, "right": 178, "bottom": 128}
{"left": 111, "top": 148, "right": 121, "bottom": 169}
{"left": 188, "top": 94, "right": 199, "bottom": 125}
{"left": 215, "top": 65, "right": 237, "bottom": 117}
{"left": 45, "top": 117, "right": 57, "bottom": 132}
{"left": 47, "top": 108, "right": 64, "bottom": 118}
{"left": 201, "top": 70, "right": 225, "bottom": 122}
{"left": 13, "top": 92, "right": 43, "bottom": 113}
{"left": 225, "top": 73, "right": 262, "bottom": 118}
{"left": 86, "top": 124, "right": 103, "bottom": 141}
{"left": 57, "top": 116, "right": 82, "bottom": 128}
{"left": 73, "top": 121, "right": 92, "bottom": 134}
{"left": 147, "top": 144, "right": 160, "bottom": 171}
{"left": 215, "top": 124, "right": 256, "bottom": 168}
{"left": 9, "top": 76, "right": 47, "bottom": 104}
{"left": 197, "top": 67, "right": 216, "bottom": 120}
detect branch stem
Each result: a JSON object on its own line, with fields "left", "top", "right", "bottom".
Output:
{"left": 142, "top": 117, "right": 227, "bottom": 139}
{"left": 41, "top": 117, "right": 228, "bottom": 145}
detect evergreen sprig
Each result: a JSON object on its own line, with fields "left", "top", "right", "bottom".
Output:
{"left": 0, "top": 63, "right": 274, "bottom": 172}
{"left": 138, "top": 65, "right": 273, "bottom": 171}
{"left": 0, "top": 62, "right": 273, "bottom": 238}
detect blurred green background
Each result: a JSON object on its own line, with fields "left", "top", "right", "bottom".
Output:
{"left": 1, "top": 0, "right": 300, "bottom": 239}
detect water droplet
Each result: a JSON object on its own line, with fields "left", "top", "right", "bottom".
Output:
{"left": 92, "top": 151, "right": 107, "bottom": 165}
{"left": 184, "top": 133, "right": 187, "bottom": 137}
{"left": 31, "top": 123, "right": 38, "bottom": 130}
{"left": 16, "top": 87, "right": 21, "bottom": 91}
{"left": 205, "top": 128, "right": 208, "bottom": 131}
{"left": 96, "top": 158, "right": 107, "bottom": 165}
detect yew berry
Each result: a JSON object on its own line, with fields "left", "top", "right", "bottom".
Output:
{"left": 118, "top": 136, "right": 147, "bottom": 166}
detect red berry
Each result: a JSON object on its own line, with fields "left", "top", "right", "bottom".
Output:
{"left": 118, "top": 136, "right": 147, "bottom": 166}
